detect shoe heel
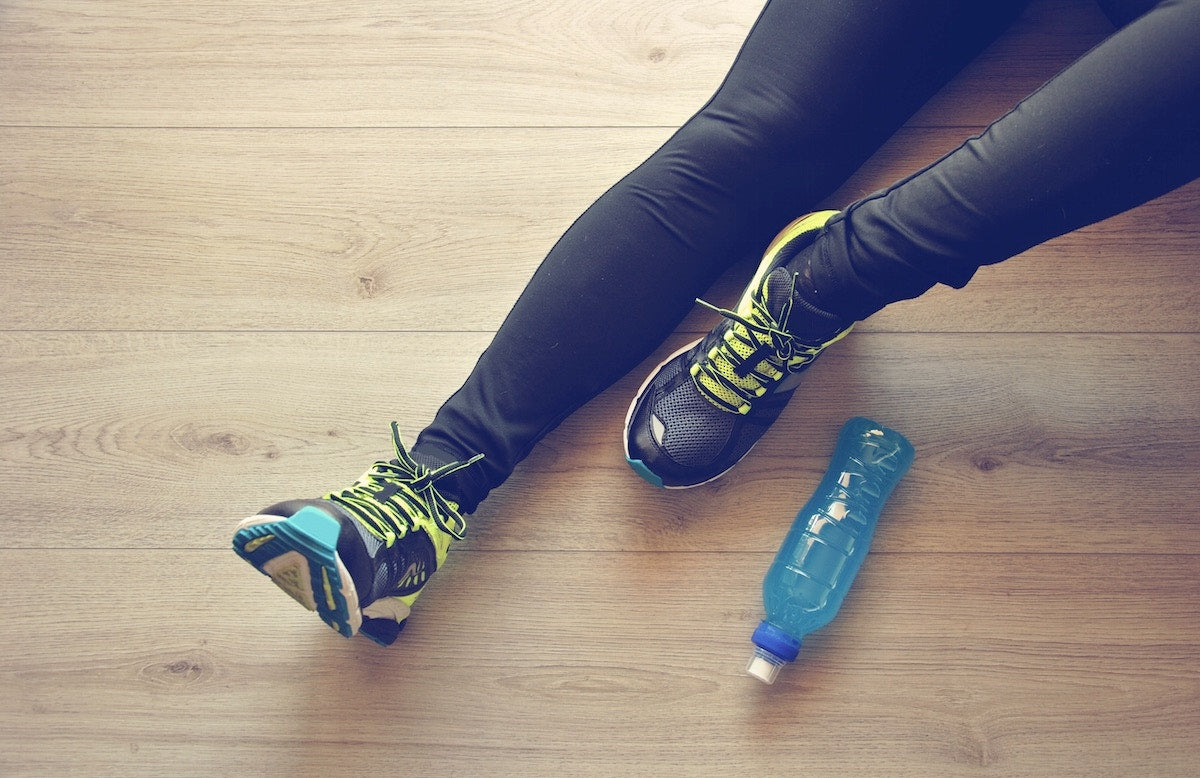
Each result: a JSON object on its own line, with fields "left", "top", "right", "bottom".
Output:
{"left": 359, "top": 616, "right": 407, "bottom": 646}
{"left": 233, "top": 507, "right": 361, "bottom": 638}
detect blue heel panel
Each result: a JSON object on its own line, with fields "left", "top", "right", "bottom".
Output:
{"left": 233, "top": 506, "right": 355, "bottom": 637}
{"left": 626, "top": 457, "right": 665, "bottom": 489}
{"left": 284, "top": 506, "right": 341, "bottom": 560}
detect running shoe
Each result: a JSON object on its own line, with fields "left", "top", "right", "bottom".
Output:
{"left": 624, "top": 211, "right": 852, "bottom": 488}
{"left": 232, "top": 422, "right": 482, "bottom": 646}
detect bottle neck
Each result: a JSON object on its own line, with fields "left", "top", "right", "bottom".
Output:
{"left": 752, "top": 620, "right": 802, "bottom": 661}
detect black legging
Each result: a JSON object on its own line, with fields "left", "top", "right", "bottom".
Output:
{"left": 412, "top": 0, "right": 1200, "bottom": 512}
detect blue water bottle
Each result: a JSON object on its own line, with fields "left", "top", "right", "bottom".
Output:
{"left": 747, "top": 417, "right": 914, "bottom": 684}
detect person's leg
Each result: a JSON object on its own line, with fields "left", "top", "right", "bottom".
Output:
{"left": 805, "top": 0, "right": 1200, "bottom": 322}
{"left": 414, "top": 0, "right": 1029, "bottom": 511}
{"left": 234, "top": 0, "right": 1033, "bottom": 644}
{"left": 1094, "top": 0, "right": 1161, "bottom": 26}
{"left": 629, "top": 0, "right": 1199, "bottom": 489}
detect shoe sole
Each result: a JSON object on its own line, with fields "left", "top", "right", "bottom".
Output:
{"left": 622, "top": 211, "right": 840, "bottom": 489}
{"left": 232, "top": 507, "right": 363, "bottom": 638}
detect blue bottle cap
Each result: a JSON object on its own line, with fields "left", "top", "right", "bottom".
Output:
{"left": 751, "top": 620, "right": 802, "bottom": 662}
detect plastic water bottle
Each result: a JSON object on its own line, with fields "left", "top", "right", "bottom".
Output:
{"left": 747, "top": 417, "right": 914, "bottom": 684}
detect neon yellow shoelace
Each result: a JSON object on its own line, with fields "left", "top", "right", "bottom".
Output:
{"left": 324, "top": 422, "right": 483, "bottom": 544}
{"left": 690, "top": 276, "right": 850, "bottom": 415}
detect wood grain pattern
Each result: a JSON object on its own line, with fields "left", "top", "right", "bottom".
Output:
{"left": 0, "top": 0, "right": 1111, "bottom": 128}
{"left": 0, "top": 331, "right": 1197, "bottom": 554}
{"left": 4, "top": 127, "right": 1197, "bottom": 333}
{"left": 1, "top": 550, "right": 1197, "bottom": 776}
{"left": 1, "top": 0, "right": 1197, "bottom": 775}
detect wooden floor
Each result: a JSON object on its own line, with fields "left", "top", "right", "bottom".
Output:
{"left": 2, "top": 0, "right": 1198, "bottom": 775}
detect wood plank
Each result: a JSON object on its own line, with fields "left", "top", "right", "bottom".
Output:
{"left": 0, "top": 0, "right": 1112, "bottom": 128}
{"left": 0, "top": 550, "right": 1196, "bottom": 776}
{"left": 1, "top": 331, "right": 1196, "bottom": 554}
{"left": 0, "top": 126, "right": 655, "bottom": 332}
{"left": 4, "top": 126, "right": 1197, "bottom": 333}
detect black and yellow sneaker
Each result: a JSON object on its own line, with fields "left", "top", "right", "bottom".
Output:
{"left": 624, "top": 211, "right": 853, "bottom": 488}
{"left": 232, "top": 422, "right": 482, "bottom": 646}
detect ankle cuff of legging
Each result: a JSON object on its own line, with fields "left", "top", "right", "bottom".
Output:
{"left": 409, "top": 441, "right": 490, "bottom": 515}
{"left": 805, "top": 220, "right": 898, "bottom": 322}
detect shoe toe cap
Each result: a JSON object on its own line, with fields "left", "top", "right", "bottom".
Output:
{"left": 626, "top": 368, "right": 736, "bottom": 488}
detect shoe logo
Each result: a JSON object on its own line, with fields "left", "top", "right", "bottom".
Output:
{"left": 399, "top": 561, "right": 423, "bottom": 585}
{"left": 395, "top": 559, "right": 428, "bottom": 594}
{"left": 386, "top": 529, "right": 438, "bottom": 596}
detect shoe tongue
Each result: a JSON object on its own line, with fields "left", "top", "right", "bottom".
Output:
{"left": 761, "top": 267, "right": 797, "bottom": 322}
{"left": 760, "top": 267, "right": 844, "bottom": 341}
{"left": 409, "top": 449, "right": 443, "bottom": 471}
{"left": 408, "top": 447, "right": 466, "bottom": 515}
